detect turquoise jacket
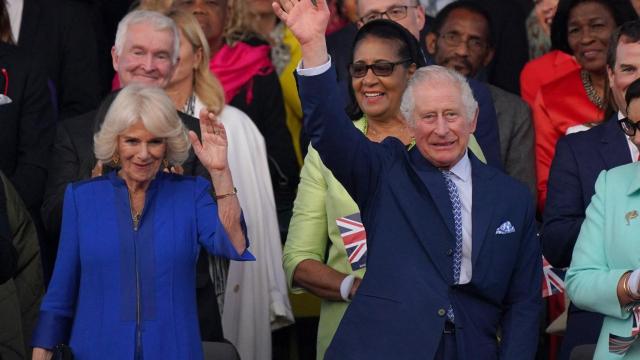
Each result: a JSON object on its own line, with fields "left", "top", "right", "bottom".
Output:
{"left": 566, "top": 163, "right": 640, "bottom": 359}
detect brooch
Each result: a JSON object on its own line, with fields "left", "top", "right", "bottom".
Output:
{"left": 625, "top": 210, "right": 638, "bottom": 225}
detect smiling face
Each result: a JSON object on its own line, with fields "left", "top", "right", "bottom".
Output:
{"left": 608, "top": 39, "right": 640, "bottom": 115}
{"left": 567, "top": 1, "right": 616, "bottom": 74}
{"left": 351, "top": 36, "right": 415, "bottom": 122}
{"left": 112, "top": 22, "right": 176, "bottom": 87}
{"left": 410, "top": 80, "right": 477, "bottom": 169}
{"left": 117, "top": 121, "right": 167, "bottom": 185}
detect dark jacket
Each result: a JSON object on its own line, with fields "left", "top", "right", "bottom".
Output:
{"left": 0, "top": 172, "right": 44, "bottom": 360}
{"left": 0, "top": 43, "right": 55, "bottom": 215}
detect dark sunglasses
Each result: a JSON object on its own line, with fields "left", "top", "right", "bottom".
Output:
{"left": 618, "top": 117, "right": 640, "bottom": 136}
{"left": 348, "top": 59, "right": 411, "bottom": 78}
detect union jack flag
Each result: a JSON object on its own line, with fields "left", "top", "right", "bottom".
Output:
{"left": 542, "top": 256, "right": 565, "bottom": 298}
{"left": 336, "top": 213, "right": 367, "bottom": 271}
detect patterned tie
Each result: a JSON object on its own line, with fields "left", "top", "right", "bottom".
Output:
{"left": 442, "top": 170, "right": 463, "bottom": 322}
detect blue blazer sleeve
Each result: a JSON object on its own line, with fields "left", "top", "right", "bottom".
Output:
{"left": 194, "top": 177, "right": 255, "bottom": 261}
{"left": 297, "top": 66, "right": 393, "bottom": 209}
{"left": 541, "top": 137, "right": 585, "bottom": 268}
{"left": 499, "top": 195, "right": 543, "bottom": 358}
{"left": 32, "top": 185, "right": 80, "bottom": 349}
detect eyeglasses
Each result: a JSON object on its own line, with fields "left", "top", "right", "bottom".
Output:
{"left": 348, "top": 59, "right": 411, "bottom": 78}
{"left": 359, "top": 5, "right": 420, "bottom": 24}
{"left": 438, "top": 32, "right": 488, "bottom": 52}
{"left": 618, "top": 117, "right": 640, "bottom": 136}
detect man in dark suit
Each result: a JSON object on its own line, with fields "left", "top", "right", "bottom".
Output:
{"left": 541, "top": 20, "right": 640, "bottom": 360}
{"left": 275, "top": 0, "right": 541, "bottom": 357}
{"left": 8, "top": 0, "right": 101, "bottom": 119}
{"left": 425, "top": 1, "right": 536, "bottom": 199}
{"left": 324, "top": 0, "right": 503, "bottom": 169}
{"left": 40, "top": 10, "right": 224, "bottom": 342}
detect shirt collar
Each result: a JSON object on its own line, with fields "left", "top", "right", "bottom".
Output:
{"left": 447, "top": 150, "right": 471, "bottom": 183}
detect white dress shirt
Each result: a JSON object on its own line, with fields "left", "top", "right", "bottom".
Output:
{"left": 5, "top": 0, "right": 23, "bottom": 43}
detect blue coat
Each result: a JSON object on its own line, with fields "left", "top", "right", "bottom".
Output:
{"left": 298, "top": 66, "right": 541, "bottom": 359}
{"left": 542, "top": 117, "right": 631, "bottom": 359}
{"left": 32, "top": 171, "right": 254, "bottom": 359}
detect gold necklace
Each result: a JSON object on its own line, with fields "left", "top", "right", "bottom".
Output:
{"left": 128, "top": 189, "right": 142, "bottom": 229}
{"left": 363, "top": 117, "right": 415, "bottom": 147}
{"left": 580, "top": 70, "right": 606, "bottom": 109}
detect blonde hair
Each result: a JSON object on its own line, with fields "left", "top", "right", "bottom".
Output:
{"left": 224, "top": 0, "right": 264, "bottom": 45}
{"left": 94, "top": 85, "right": 191, "bottom": 165}
{"left": 167, "top": 9, "right": 225, "bottom": 114}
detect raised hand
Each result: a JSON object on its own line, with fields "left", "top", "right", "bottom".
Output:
{"left": 188, "top": 109, "right": 229, "bottom": 174}
{"left": 272, "top": 0, "right": 330, "bottom": 67}
{"left": 91, "top": 160, "right": 103, "bottom": 178}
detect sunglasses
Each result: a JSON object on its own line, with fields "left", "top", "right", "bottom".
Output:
{"left": 348, "top": 59, "right": 411, "bottom": 78}
{"left": 618, "top": 117, "right": 640, "bottom": 136}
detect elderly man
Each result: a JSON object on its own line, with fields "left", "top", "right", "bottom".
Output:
{"left": 425, "top": 1, "right": 536, "bottom": 199}
{"left": 325, "top": 0, "right": 503, "bottom": 169}
{"left": 40, "top": 10, "right": 224, "bottom": 343}
{"left": 274, "top": 0, "right": 541, "bottom": 358}
{"left": 541, "top": 20, "right": 640, "bottom": 360}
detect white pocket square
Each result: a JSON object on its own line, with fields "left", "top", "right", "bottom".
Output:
{"left": 496, "top": 221, "right": 515, "bottom": 234}
{"left": 0, "top": 94, "right": 12, "bottom": 105}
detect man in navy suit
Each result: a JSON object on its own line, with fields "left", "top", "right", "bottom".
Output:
{"left": 274, "top": 0, "right": 541, "bottom": 358}
{"left": 541, "top": 20, "right": 640, "bottom": 360}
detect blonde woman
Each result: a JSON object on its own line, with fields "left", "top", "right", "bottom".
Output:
{"left": 165, "top": 10, "right": 293, "bottom": 359}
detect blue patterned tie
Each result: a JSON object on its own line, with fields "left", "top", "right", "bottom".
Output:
{"left": 442, "top": 170, "right": 463, "bottom": 322}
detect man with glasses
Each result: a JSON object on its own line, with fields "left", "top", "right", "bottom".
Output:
{"left": 324, "top": 0, "right": 504, "bottom": 170}
{"left": 425, "top": 1, "right": 536, "bottom": 199}
{"left": 541, "top": 20, "right": 640, "bottom": 360}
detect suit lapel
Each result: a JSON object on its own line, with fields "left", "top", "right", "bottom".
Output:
{"left": 470, "top": 155, "right": 496, "bottom": 265}
{"left": 599, "top": 115, "right": 633, "bottom": 169}
{"left": 384, "top": 148, "right": 455, "bottom": 282}
{"left": 18, "top": 0, "right": 40, "bottom": 47}
{"left": 408, "top": 149, "right": 456, "bottom": 238}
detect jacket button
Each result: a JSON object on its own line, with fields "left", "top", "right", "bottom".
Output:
{"left": 446, "top": 249, "right": 453, "bottom": 256}
{"left": 437, "top": 308, "right": 446, "bottom": 316}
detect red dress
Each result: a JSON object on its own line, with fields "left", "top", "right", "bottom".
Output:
{"left": 532, "top": 68, "right": 604, "bottom": 212}
{"left": 520, "top": 50, "right": 579, "bottom": 107}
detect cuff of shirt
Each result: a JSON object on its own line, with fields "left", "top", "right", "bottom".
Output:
{"left": 296, "top": 56, "right": 332, "bottom": 76}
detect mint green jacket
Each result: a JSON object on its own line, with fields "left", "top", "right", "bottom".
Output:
{"left": 566, "top": 163, "right": 640, "bottom": 359}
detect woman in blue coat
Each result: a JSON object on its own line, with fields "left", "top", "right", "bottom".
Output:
{"left": 31, "top": 85, "right": 255, "bottom": 360}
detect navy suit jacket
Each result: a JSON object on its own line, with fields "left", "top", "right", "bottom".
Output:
{"left": 298, "top": 66, "right": 541, "bottom": 359}
{"left": 541, "top": 116, "right": 630, "bottom": 359}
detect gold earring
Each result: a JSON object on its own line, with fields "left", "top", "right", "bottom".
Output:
{"left": 163, "top": 159, "right": 169, "bottom": 169}
{"left": 112, "top": 154, "right": 119, "bottom": 165}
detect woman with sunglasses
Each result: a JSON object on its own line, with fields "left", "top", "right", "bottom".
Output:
{"left": 282, "top": 19, "right": 424, "bottom": 359}
{"left": 566, "top": 77, "right": 640, "bottom": 359}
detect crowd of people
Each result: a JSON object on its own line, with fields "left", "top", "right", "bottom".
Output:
{"left": 4, "top": 0, "right": 640, "bottom": 359}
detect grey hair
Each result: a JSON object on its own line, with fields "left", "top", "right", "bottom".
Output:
{"left": 400, "top": 65, "right": 478, "bottom": 127}
{"left": 114, "top": 10, "right": 180, "bottom": 64}
{"left": 94, "top": 85, "right": 191, "bottom": 165}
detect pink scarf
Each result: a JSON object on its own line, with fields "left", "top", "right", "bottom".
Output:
{"left": 209, "top": 42, "right": 274, "bottom": 105}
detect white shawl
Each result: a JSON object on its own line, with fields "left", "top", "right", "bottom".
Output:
{"left": 195, "top": 99, "right": 294, "bottom": 359}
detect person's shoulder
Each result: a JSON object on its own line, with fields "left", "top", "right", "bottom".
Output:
{"left": 602, "top": 161, "right": 637, "bottom": 180}
{"left": 473, "top": 157, "right": 531, "bottom": 198}
{"left": 561, "top": 120, "right": 611, "bottom": 147}
{"left": 487, "top": 84, "right": 526, "bottom": 108}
